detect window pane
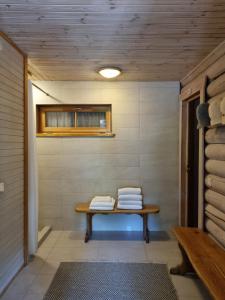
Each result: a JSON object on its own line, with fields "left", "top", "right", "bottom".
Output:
{"left": 46, "top": 112, "right": 75, "bottom": 127}
{"left": 77, "top": 112, "right": 106, "bottom": 128}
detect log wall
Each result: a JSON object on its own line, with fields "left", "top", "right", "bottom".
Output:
{"left": 181, "top": 41, "right": 225, "bottom": 249}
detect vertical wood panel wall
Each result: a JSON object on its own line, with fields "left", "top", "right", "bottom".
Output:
{"left": 180, "top": 41, "right": 225, "bottom": 249}
{"left": 0, "top": 33, "right": 27, "bottom": 294}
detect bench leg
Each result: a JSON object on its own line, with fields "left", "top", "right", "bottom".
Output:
{"left": 85, "top": 213, "right": 93, "bottom": 243}
{"left": 170, "top": 243, "right": 195, "bottom": 275}
{"left": 143, "top": 214, "right": 149, "bottom": 243}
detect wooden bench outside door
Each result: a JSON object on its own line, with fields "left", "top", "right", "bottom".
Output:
{"left": 171, "top": 227, "right": 225, "bottom": 300}
{"left": 75, "top": 203, "right": 160, "bottom": 243}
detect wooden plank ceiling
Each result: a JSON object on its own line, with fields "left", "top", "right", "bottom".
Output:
{"left": 0, "top": 0, "right": 225, "bottom": 81}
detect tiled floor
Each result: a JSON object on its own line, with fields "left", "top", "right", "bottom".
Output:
{"left": 1, "top": 231, "right": 212, "bottom": 300}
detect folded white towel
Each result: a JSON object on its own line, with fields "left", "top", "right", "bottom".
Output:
{"left": 118, "top": 200, "right": 142, "bottom": 206}
{"left": 90, "top": 206, "right": 114, "bottom": 211}
{"left": 118, "top": 194, "right": 142, "bottom": 201}
{"left": 92, "top": 196, "right": 112, "bottom": 203}
{"left": 90, "top": 202, "right": 114, "bottom": 207}
{"left": 118, "top": 187, "right": 141, "bottom": 195}
{"left": 117, "top": 203, "right": 143, "bottom": 210}
{"left": 90, "top": 198, "right": 115, "bottom": 210}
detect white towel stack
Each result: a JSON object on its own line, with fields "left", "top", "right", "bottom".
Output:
{"left": 89, "top": 196, "right": 115, "bottom": 210}
{"left": 117, "top": 187, "right": 143, "bottom": 210}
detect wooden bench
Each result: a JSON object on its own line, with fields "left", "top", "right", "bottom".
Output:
{"left": 170, "top": 227, "right": 225, "bottom": 300}
{"left": 75, "top": 202, "right": 160, "bottom": 243}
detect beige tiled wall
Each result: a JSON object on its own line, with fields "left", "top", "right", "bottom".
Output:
{"left": 33, "top": 81, "right": 179, "bottom": 231}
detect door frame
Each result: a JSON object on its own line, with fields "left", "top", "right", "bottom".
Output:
{"left": 179, "top": 77, "right": 207, "bottom": 228}
{"left": 0, "top": 32, "right": 28, "bottom": 264}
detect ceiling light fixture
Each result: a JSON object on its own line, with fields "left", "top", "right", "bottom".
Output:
{"left": 98, "top": 67, "right": 121, "bottom": 79}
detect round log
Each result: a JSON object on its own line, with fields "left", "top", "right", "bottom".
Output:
{"left": 205, "top": 145, "right": 225, "bottom": 161}
{"left": 205, "top": 127, "right": 225, "bottom": 144}
{"left": 220, "top": 96, "right": 225, "bottom": 115}
{"left": 205, "top": 174, "right": 225, "bottom": 196}
{"left": 205, "top": 189, "right": 225, "bottom": 213}
{"left": 208, "top": 98, "right": 222, "bottom": 126}
{"left": 208, "top": 90, "right": 225, "bottom": 104}
{"left": 205, "top": 204, "right": 225, "bottom": 222}
{"left": 207, "top": 72, "right": 225, "bottom": 98}
{"left": 207, "top": 55, "right": 225, "bottom": 81}
{"left": 205, "top": 218, "right": 225, "bottom": 248}
{"left": 205, "top": 211, "right": 225, "bottom": 231}
{"left": 205, "top": 159, "right": 225, "bottom": 178}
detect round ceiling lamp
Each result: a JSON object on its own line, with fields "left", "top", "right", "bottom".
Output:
{"left": 98, "top": 67, "right": 121, "bottom": 79}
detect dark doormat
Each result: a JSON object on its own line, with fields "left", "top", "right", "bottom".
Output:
{"left": 43, "top": 262, "right": 178, "bottom": 300}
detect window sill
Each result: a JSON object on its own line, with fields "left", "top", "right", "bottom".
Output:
{"left": 36, "top": 132, "right": 115, "bottom": 137}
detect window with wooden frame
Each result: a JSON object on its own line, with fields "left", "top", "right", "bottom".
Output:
{"left": 36, "top": 104, "right": 114, "bottom": 137}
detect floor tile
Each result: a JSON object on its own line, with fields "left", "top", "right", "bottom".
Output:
{"left": 36, "top": 247, "right": 52, "bottom": 260}
{"left": 171, "top": 275, "right": 212, "bottom": 300}
{"left": 98, "top": 245, "right": 147, "bottom": 262}
{"left": 0, "top": 292, "right": 25, "bottom": 300}
{"left": 1, "top": 271, "right": 36, "bottom": 298}
{"left": 54, "top": 238, "right": 85, "bottom": 248}
{"left": 22, "top": 257, "right": 45, "bottom": 275}
{"left": 39, "top": 238, "right": 58, "bottom": 248}
{"left": 39, "top": 260, "right": 60, "bottom": 275}
{"left": 23, "top": 292, "right": 44, "bottom": 300}
{"left": 145, "top": 241, "right": 182, "bottom": 263}
{"left": 0, "top": 272, "right": 36, "bottom": 300}
{"left": 70, "top": 246, "right": 100, "bottom": 261}
{"left": 27, "top": 274, "right": 55, "bottom": 295}
{"left": 0, "top": 230, "right": 212, "bottom": 300}
{"left": 48, "top": 230, "right": 63, "bottom": 239}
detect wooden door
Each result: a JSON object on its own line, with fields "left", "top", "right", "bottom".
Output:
{"left": 180, "top": 97, "right": 200, "bottom": 227}
{"left": 187, "top": 98, "right": 200, "bottom": 227}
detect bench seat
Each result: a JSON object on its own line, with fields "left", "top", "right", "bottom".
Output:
{"left": 75, "top": 202, "right": 160, "bottom": 243}
{"left": 171, "top": 227, "right": 225, "bottom": 300}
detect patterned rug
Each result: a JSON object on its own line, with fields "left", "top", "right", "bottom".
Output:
{"left": 43, "top": 262, "right": 178, "bottom": 300}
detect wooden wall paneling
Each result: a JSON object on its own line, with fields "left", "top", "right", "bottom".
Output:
{"left": 0, "top": 81, "right": 24, "bottom": 99}
{"left": 1, "top": 99, "right": 24, "bottom": 114}
{"left": 0, "top": 104, "right": 24, "bottom": 119}
{"left": 0, "top": 31, "right": 25, "bottom": 56}
{"left": 0, "top": 32, "right": 28, "bottom": 294}
{"left": 23, "top": 56, "right": 28, "bottom": 264}
{"left": 0, "top": 89, "right": 25, "bottom": 107}
{"left": 0, "top": 57, "right": 24, "bottom": 79}
{"left": 1, "top": 1, "right": 225, "bottom": 80}
{"left": 0, "top": 66, "right": 24, "bottom": 87}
